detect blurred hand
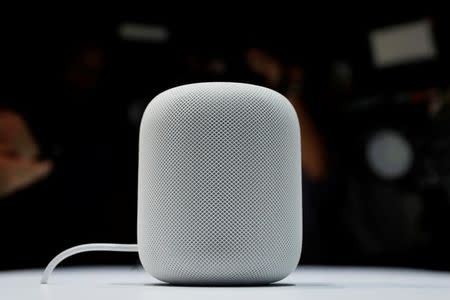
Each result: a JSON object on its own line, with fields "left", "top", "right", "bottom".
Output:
{"left": 0, "top": 111, "right": 52, "bottom": 197}
{"left": 0, "top": 157, "right": 52, "bottom": 197}
{"left": 246, "top": 48, "right": 283, "bottom": 88}
{"left": 246, "top": 48, "right": 327, "bottom": 180}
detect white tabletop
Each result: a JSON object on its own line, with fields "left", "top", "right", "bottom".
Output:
{"left": 1, "top": 266, "right": 450, "bottom": 299}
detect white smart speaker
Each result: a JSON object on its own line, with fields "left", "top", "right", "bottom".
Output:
{"left": 41, "top": 82, "right": 302, "bottom": 285}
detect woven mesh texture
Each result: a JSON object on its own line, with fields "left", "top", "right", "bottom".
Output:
{"left": 138, "top": 82, "right": 302, "bottom": 285}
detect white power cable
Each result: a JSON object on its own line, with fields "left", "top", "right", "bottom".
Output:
{"left": 40, "top": 243, "right": 138, "bottom": 284}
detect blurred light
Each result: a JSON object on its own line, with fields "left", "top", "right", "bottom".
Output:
{"left": 369, "top": 19, "right": 437, "bottom": 68}
{"left": 367, "top": 130, "right": 413, "bottom": 180}
{"left": 118, "top": 23, "right": 169, "bottom": 43}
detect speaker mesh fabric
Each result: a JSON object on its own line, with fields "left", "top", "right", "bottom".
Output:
{"left": 138, "top": 82, "right": 302, "bottom": 285}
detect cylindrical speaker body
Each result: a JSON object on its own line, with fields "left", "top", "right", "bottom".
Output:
{"left": 138, "top": 82, "right": 302, "bottom": 285}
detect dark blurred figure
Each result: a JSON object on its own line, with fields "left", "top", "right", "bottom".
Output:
{"left": 301, "top": 58, "right": 450, "bottom": 270}
{"left": 0, "top": 37, "right": 135, "bottom": 269}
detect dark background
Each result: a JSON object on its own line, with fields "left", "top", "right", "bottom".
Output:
{"left": 1, "top": 11, "right": 450, "bottom": 271}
